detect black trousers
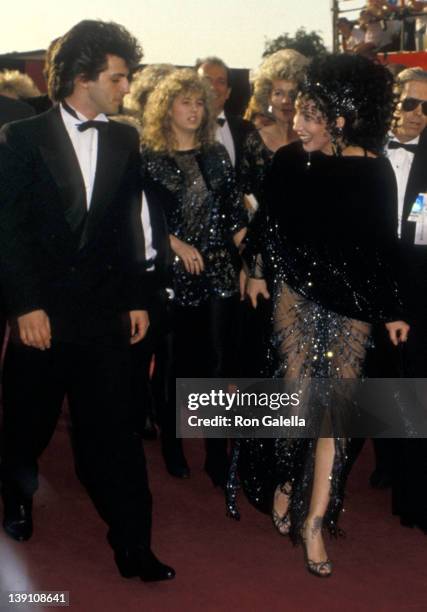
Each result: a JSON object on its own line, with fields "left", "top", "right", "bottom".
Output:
{"left": 130, "top": 289, "right": 174, "bottom": 441}
{"left": 174, "top": 295, "right": 239, "bottom": 468}
{"left": 1, "top": 339, "right": 152, "bottom": 550}
{"left": 391, "top": 312, "right": 427, "bottom": 528}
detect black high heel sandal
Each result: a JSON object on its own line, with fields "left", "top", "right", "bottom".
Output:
{"left": 271, "top": 483, "right": 292, "bottom": 536}
{"left": 301, "top": 522, "right": 332, "bottom": 578}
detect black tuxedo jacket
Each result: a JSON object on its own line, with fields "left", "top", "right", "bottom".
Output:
{"left": 400, "top": 128, "right": 427, "bottom": 245}
{"left": 0, "top": 106, "right": 146, "bottom": 345}
{"left": 398, "top": 128, "right": 427, "bottom": 305}
{"left": 0, "top": 94, "right": 34, "bottom": 128}
{"left": 225, "top": 112, "right": 254, "bottom": 180}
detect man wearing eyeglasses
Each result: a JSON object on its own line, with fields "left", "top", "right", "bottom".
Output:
{"left": 388, "top": 68, "right": 427, "bottom": 244}
{"left": 385, "top": 67, "right": 427, "bottom": 532}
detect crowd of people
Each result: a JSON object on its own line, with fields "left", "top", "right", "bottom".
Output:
{"left": 0, "top": 17, "right": 426, "bottom": 584}
{"left": 338, "top": 0, "right": 427, "bottom": 55}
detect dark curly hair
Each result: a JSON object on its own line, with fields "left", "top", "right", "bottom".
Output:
{"left": 300, "top": 54, "right": 394, "bottom": 155}
{"left": 48, "top": 20, "right": 143, "bottom": 101}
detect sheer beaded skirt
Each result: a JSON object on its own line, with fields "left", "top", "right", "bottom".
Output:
{"left": 228, "top": 283, "right": 371, "bottom": 540}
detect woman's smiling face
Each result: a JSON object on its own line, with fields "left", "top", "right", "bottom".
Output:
{"left": 293, "top": 96, "right": 333, "bottom": 155}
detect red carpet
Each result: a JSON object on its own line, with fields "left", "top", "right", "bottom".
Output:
{"left": 0, "top": 415, "right": 426, "bottom": 612}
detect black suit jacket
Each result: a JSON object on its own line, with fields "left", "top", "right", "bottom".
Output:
{"left": 397, "top": 128, "right": 427, "bottom": 305}
{"left": 400, "top": 128, "right": 427, "bottom": 245}
{"left": 0, "top": 95, "right": 34, "bottom": 128}
{"left": 225, "top": 112, "right": 254, "bottom": 181}
{"left": 0, "top": 106, "right": 146, "bottom": 345}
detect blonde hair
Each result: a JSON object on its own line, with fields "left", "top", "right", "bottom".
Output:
{"left": 252, "top": 49, "right": 309, "bottom": 115}
{"left": 0, "top": 69, "right": 41, "bottom": 99}
{"left": 124, "top": 63, "right": 175, "bottom": 119}
{"left": 142, "top": 68, "right": 215, "bottom": 154}
{"left": 110, "top": 113, "right": 143, "bottom": 140}
{"left": 244, "top": 94, "right": 265, "bottom": 122}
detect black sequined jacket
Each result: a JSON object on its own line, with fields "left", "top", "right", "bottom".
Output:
{"left": 244, "top": 140, "right": 403, "bottom": 323}
{"left": 141, "top": 142, "right": 247, "bottom": 307}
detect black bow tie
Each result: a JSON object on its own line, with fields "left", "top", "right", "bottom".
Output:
{"left": 388, "top": 140, "right": 418, "bottom": 154}
{"left": 62, "top": 101, "right": 108, "bottom": 132}
{"left": 77, "top": 120, "right": 108, "bottom": 132}
{"left": 216, "top": 117, "right": 226, "bottom": 127}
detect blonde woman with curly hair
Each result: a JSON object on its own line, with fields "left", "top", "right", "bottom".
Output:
{"left": 141, "top": 68, "right": 247, "bottom": 486}
{"left": 0, "top": 70, "right": 40, "bottom": 100}
{"left": 240, "top": 49, "right": 309, "bottom": 207}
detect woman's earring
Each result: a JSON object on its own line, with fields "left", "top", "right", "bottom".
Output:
{"left": 332, "top": 126, "right": 343, "bottom": 156}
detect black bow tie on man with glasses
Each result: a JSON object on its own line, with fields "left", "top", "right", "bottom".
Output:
{"left": 388, "top": 140, "right": 418, "bottom": 154}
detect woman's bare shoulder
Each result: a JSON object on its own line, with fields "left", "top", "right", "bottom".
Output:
{"left": 342, "top": 145, "right": 377, "bottom": 158}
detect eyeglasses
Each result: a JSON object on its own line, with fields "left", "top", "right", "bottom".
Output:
{"left": 401, "top": 97, "right": 427, "bottom": 116}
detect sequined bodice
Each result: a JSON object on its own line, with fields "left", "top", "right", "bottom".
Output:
{"left": 141, "top": 143, "right": 247, "bottom": 306}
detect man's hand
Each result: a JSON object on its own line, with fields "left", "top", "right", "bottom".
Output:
{"left": 17, "top": 309, "right": 51, "bottom": 350}
{"left": 129, "top": 310, "right": 149, "bottom": 345}
{"left": 246, "top": 278, "right": 270, "bottom": 309}
{"left": 170, "top": 235, "right": 204, "bottom": 275}
{"left": 385, "top": 320, "right": 410, "bottom": 346}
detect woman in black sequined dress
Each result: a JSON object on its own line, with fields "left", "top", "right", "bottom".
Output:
{"left": 141, "top": 69, "right": 247, "bottom": 486}
{"left": 233, "top": 55, "right": 410, "bottom": 577}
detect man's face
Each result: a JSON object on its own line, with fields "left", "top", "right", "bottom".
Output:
{"left": 394, "top": 80, "right": 427, "bottom": 142}
{"left": 85, "top": 54, "right": 131, "bottom": 116}
{"left": 197, "top": 62, "right": 231, "bottom": 115}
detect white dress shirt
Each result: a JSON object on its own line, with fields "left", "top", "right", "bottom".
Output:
{"left": 60, "top": 103, "right": 108, "bottom": 208}
{"left": 215, "top": 110, "right": 235, "bottom": 166}
{"left": 386, "top": 134, "right": 420, "bottom": 238}
{"left": 141, "top": 192, "right": 157, "bottom": 270}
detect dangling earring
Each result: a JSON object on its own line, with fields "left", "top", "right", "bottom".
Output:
{"left": 332, "top": 126, "right": 343, "bottom": 156}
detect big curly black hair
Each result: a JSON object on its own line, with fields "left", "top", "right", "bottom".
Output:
{"left": 300, "top": 53, "right": 394, "bottom": 155}
{"left": 48, "top": 20, "right": 143, "bottom": 101}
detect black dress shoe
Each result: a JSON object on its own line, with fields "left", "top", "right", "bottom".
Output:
{"left": 369, "top": 468, "right": 392, "bottom": 490}
{"left": 3, "top": 498, "right": 33, "bottom": 542}
{"left": 141, "top": 415, "right": 158, "bottom": 441}
{"left": 114, "top": 548, "right": 175, "bottom": 582}
{"left": 162, "top": 441, "right": 190, "bottom": 479}
{"left": 204, "top": 464, "right": 228, "bottom": 489}
{"left": 164, "top": 457, "right": 190, "bottom": 479}
{"left": 399, "top": 516, "right": 427, "bottom": 534}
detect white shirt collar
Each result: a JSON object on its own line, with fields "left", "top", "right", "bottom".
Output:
{"left": 217, "top": 110, "right": 226, "bottom": 121}
{"left": 60, "top": 102, "right": 108, "bottom": 129}
{"left": 389, "top": 132, "right": 420, "bottom": 145}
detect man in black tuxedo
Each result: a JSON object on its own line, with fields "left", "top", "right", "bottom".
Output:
{"left": 0, "top": 20, "right": 174, "bottom": 581}
{"left": 196, "top": 56, "right": 253, "bottom": 180}
{"left": 385, "top": 68, "right": 427, "bottom": 530}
